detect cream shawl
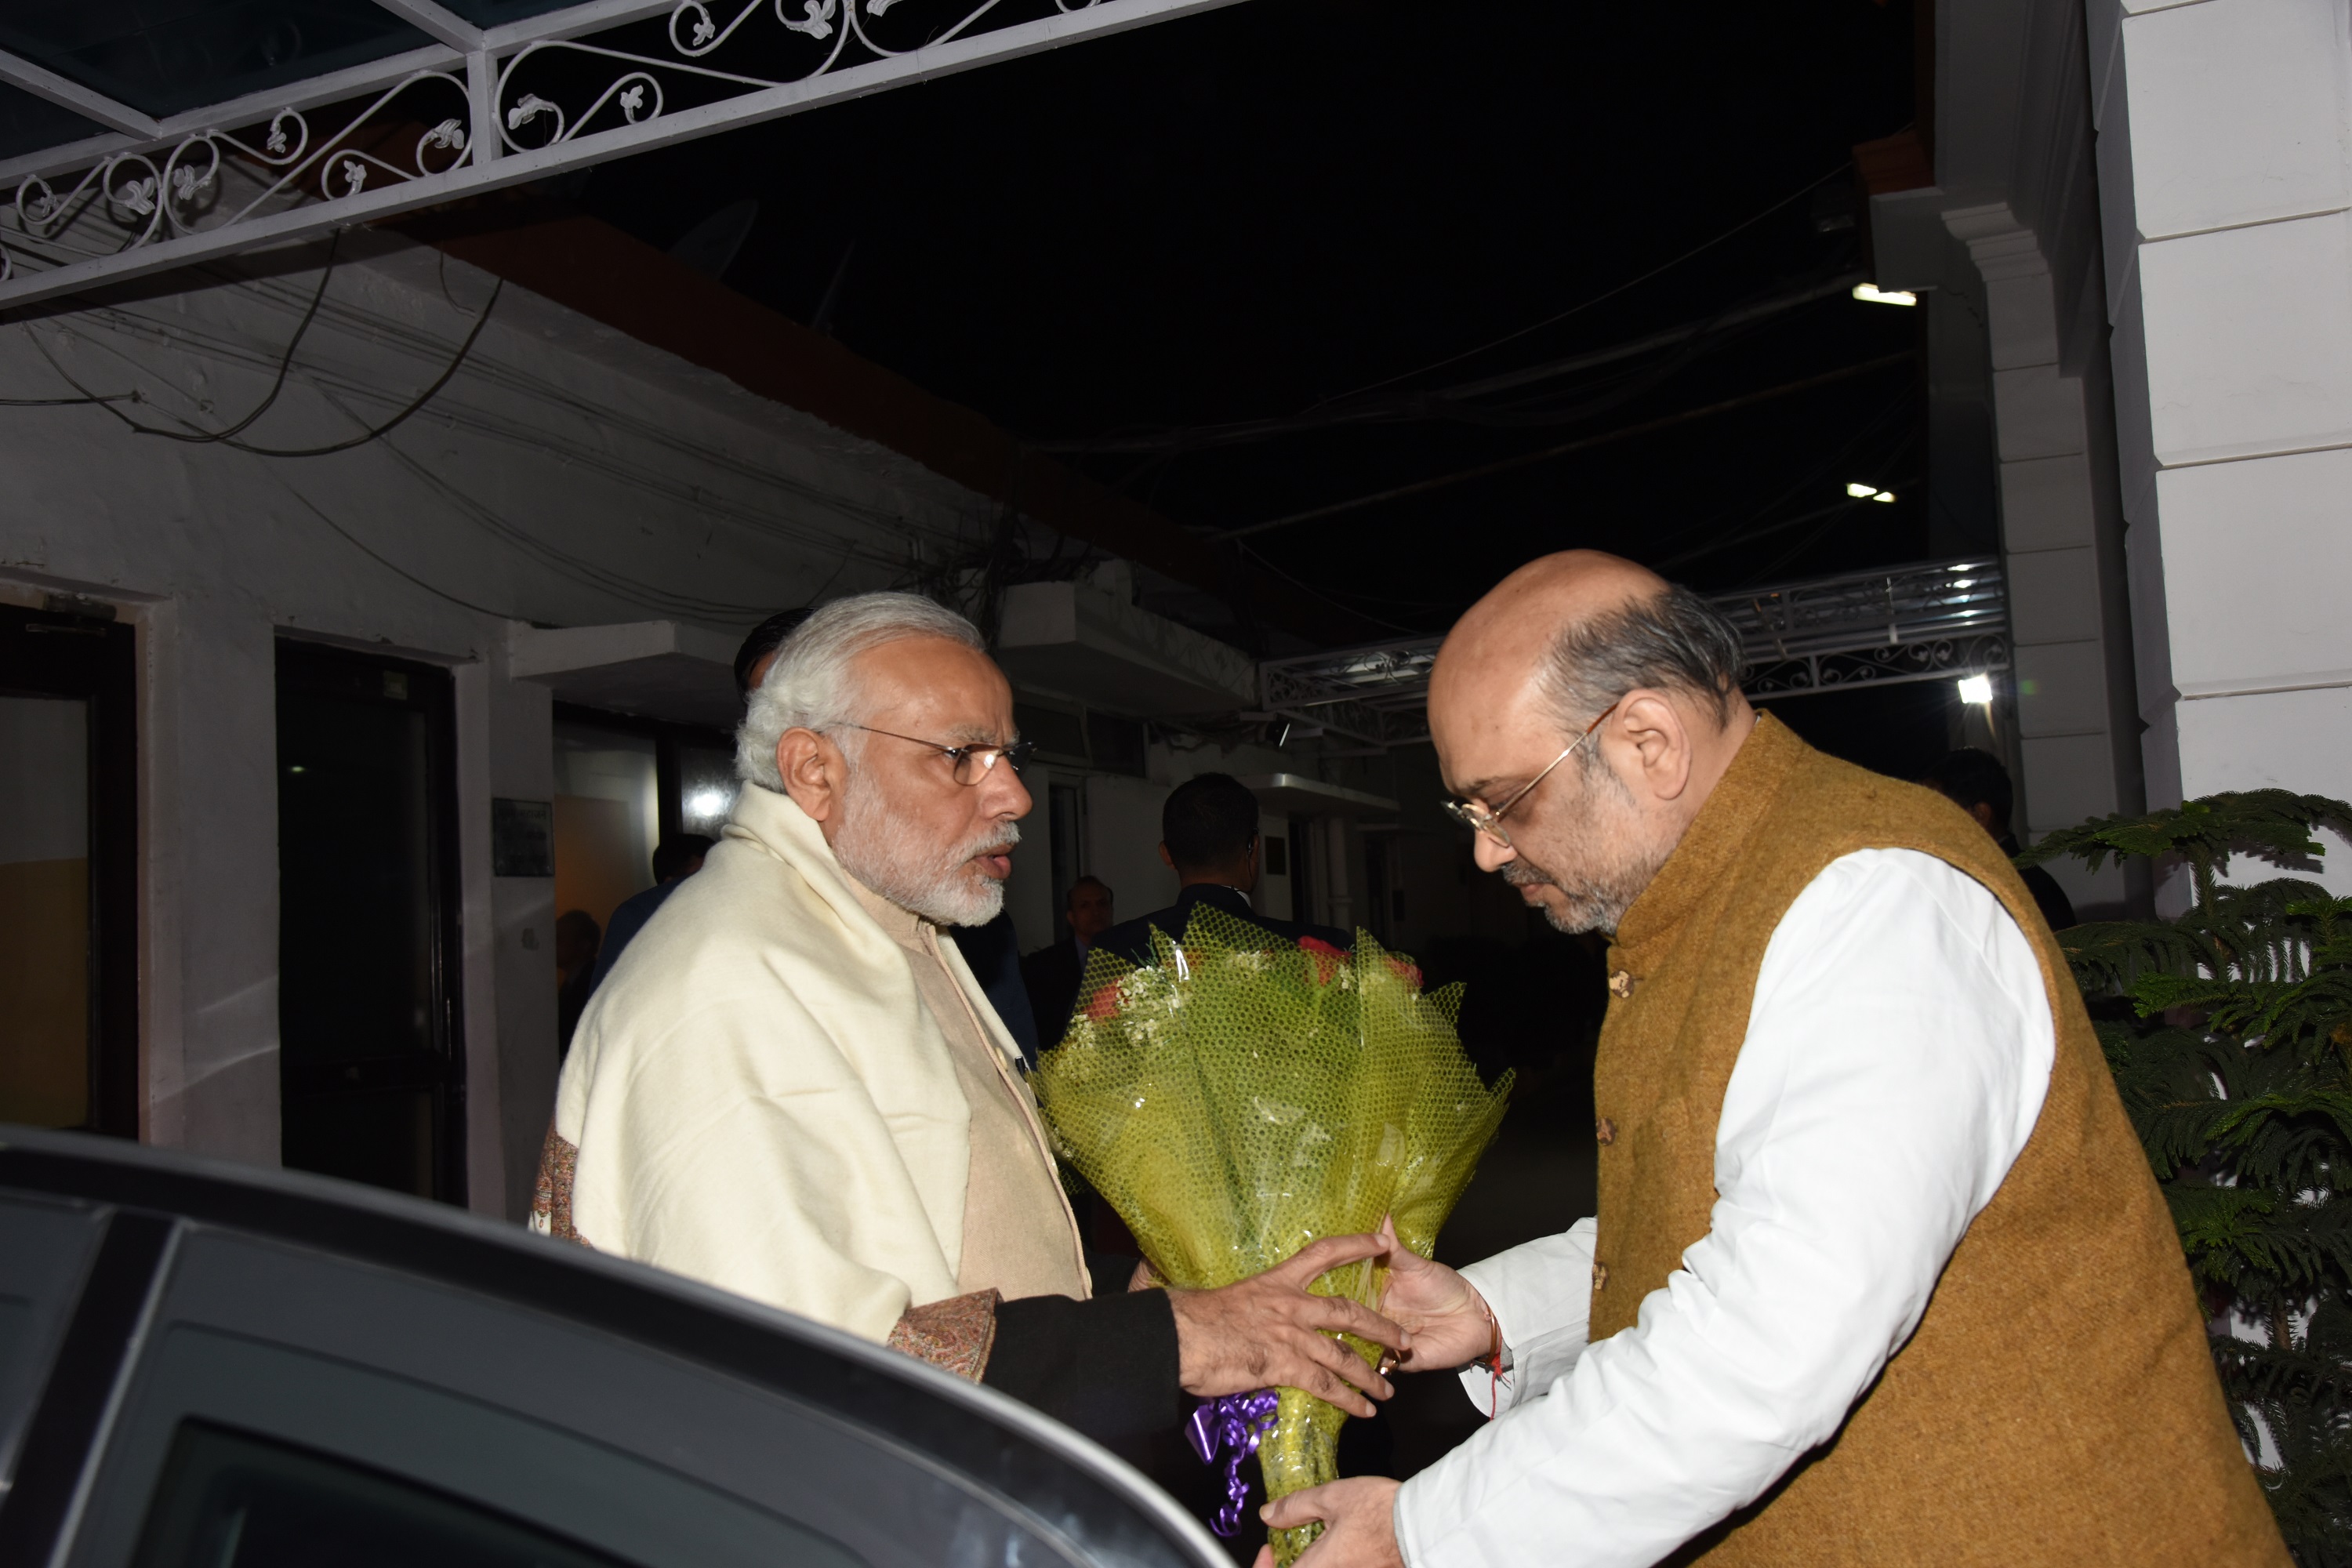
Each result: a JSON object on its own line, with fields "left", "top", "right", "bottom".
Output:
{"left": 548, "top": 782, "right": 1025, "bottom": 1341}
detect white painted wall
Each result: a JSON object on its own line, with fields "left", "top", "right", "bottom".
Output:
{"left": 0, "top": 230, "right": 999, "bottom": 1210}
{"left": 2086, "top": 0, "right": 2352, "bottom": 894}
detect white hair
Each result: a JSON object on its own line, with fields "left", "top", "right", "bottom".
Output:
{"left": 735, "top": 591, "right": 985, "bottom": 791}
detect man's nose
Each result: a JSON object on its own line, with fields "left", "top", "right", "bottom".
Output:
{"left": 1471, "top": 833, "right": 1514, "bottom": 874}
{"left": 985, "top": 762, "right": 1033, "bottom": 820}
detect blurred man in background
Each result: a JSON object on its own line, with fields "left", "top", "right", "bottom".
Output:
{"left": 587, "top": 833, "right": 713, "bottom": 998}
{"left": 1022, "top": 875, "right": 1113, "bottom": 1048}
{"left": 1920, "top": 747, "right": 2077, "bottom": 931}
{"left": 1095, "top": 773, "right": 1347, "bottom": 966}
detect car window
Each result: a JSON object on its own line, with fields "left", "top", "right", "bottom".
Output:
{"left": 71, "top": 1323, "right": 864, "bottom": 1568}
{"left": 131, "top": 1422, "right": 632, "bottom": 1568}
{"left": 67, "top": 1231, "right": 1088, "bottom": 1568}
{"left": 0, "top": 1194, "right": 104, "bottom": 1477}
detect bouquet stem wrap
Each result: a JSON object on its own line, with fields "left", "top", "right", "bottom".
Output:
{"left": 1034, "top": 909, "right": 1512, "bottom": 1566}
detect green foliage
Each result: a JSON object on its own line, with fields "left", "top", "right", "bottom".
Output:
{"left": 2035, "top": 790, "right": 2352, "bottom": 1563}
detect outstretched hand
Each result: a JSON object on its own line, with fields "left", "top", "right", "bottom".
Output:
{"left": 1373, "top": 1215, "right": 1495, "bottom": 1371}
{"left": 1251, "top": 1477, "right": 1403, "bottom": 1568}
{"left": 1167, "top": 1232, "right": 1410, "bottom": 1417}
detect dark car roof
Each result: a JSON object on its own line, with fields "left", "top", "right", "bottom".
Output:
{"left": 0, "top": 1127, "right": 1223, "bottom": 1568}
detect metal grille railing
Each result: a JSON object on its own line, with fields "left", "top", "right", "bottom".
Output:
{"left": 1254, "top": 557, "right": 2011, "bottom": 746}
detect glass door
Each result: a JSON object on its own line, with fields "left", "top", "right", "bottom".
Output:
{"left": 275, "top": 641, "right": 463, "bottom": 1201}
{"left": 0, "top": 604, "right": 136, "bottom": 1135}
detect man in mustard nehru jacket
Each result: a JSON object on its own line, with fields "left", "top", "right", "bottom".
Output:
{"left": 1262, "top": 551, "right": 2283, "bottom": 1566}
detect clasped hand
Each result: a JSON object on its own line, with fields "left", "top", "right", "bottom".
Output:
{"left": 1163, "top": 1232, "right": 1410, "bottom": 1417}
{"left": 1158, "top": 1218, "right": 1497, "bottom": 1419}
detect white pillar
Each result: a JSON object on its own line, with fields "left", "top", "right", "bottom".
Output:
{"left": 2089, "top": 0, "right": 2352, "bottom": 894}
{"left": 1938, "top": 204, "right": 2143, "bottom": 915}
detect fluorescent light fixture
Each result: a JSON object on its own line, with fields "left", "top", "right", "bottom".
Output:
{"left": 1956, "top": 674, "right": 1994, "bottom": 705}
{"left": 1846, "top": 482, "right": 1878, "bottom": 498}
{"left": 1853, "top": 283, "right": 1918, "bottom": 307}
{"left": 1872, "top": 489, "right": 1896, "bottom": 503}
{"left": 1951, "top": 578, "right": 1975, "bottom": 589}
{"left": 688, "top": 789, "right": 731, "bottom": 819}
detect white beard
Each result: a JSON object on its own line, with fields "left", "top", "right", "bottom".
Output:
{"left": 833, "top": 777, "right": 1018, "bottom": 927}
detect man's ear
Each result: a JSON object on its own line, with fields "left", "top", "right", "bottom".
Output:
{"left": 776, "top": 728, "right": 848, "bottom": 826}
{"left": 1612, "top": 690, "right": 1695, "bottom": 803}
{"left": 1969, "top": 801, "right": 2000, "bottom": 834}
{"left": 1157, "top": 842, "right": 1175, "bottom": 871}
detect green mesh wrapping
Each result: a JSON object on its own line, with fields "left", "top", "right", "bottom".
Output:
{"left": 1033, "top": 907, "right": 1512, "bottom": 1565}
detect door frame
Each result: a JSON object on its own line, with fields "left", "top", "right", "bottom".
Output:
{"left": 274, "top": 636, "right": 467, "bottom": 1203}
{"left": 0, "top": 602, "right": 139, "bottom": 1138}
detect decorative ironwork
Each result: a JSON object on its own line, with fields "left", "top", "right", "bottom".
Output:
{"left": 1741, "top": 631, "right": 2013, "bottom": 698}
{"left": 0, "top": 0, "right": 1243, "bottom": 309}
{"left": 1260, "top": 637, "right": 1442, "bottom": 747}
{"left": 2, "top": 72, "right": 473, "bottom": 287}
{"left": 1253, "top": 557, "right": 2013, "bottom": 748}
{"left": 1720, "top": 557, "right": 2010, "bottom": 699}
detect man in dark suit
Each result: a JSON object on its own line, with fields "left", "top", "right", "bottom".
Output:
{"left": 1921, "top": 747, "right": 2078, "bottom": 931}
{"left": 1021, "top": 875, "right": 1114, "bottom": 1051}
{"left": 1094, "top": 771, "right": 1350, "bottom": 969}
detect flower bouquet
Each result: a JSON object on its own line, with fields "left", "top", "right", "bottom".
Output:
{"left": 1033, "top": 906, "right": 1511, "bottom": 1565}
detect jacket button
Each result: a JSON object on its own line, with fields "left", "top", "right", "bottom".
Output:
{"left": 1592, "top": 1262, "right": 1609, "bottom": 1290}
{"left": 1595, "top": 1117, "right": 1617, "bottom": 1145}
{"left": 1608, "top": 970, "right": 1635, "bottom": 998}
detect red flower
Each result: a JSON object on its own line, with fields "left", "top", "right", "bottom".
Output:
{"left": 1082, "top": 979, "right": 1124, "bottom": 1021}
{"left": 1383, "top": 954, "right": 1424, "bottom": 989}
{"left": 1298, "top": 935, "right": 1347, "bottom": 985}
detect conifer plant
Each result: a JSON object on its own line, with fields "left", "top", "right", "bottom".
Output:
{"left": 2022, "top": 791, "right": 2352, "bottom": 1562}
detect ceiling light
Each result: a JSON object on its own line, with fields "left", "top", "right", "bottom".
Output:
{"left": 1871, "top": 489, "right": 1896, "bottom": 503}
{"left": 1956, "top": 674, "right": 1994, "bottom": 705}
{"left": 1846, "top": 482, "right": 1878, "bottom": 498}
{"left": 1951, "top": 578, "right": 1975, "bottom": 589}
{"left": 1853, "top": 283, "right": 1918, "bottom": 307}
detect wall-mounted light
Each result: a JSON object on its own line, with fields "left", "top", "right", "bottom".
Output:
{"left": 1853, "top": 283, "right": 1918, "bottom": 307}
{"left": 1846, "top": 482, "right": 1898, "bottom": 503}
{"left": 688, "top": 789, "right": 731, "bottom": 819}
{"left": 1956, "top": 674, "right": 1994, "bottom": 705}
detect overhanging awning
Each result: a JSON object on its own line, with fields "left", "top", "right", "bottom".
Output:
{"left": 508, "top": 619, "right": 739, "bottom": 729}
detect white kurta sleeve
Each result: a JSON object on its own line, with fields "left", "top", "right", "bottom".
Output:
{"left": 1457, "top": 1218, "right": 1597, "bottom": 1414}
{"left": 1396, "top": 849, "right": 2054, "bottom": 1568}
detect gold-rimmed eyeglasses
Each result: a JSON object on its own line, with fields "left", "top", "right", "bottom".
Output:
{"left": 837, "top": 724, "right": 1036, "bottom": 785}
{"left": 1441, "top": 701, "right": 1620, "bottom": 848}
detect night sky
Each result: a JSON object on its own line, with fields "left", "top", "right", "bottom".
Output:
{"left": 576, "top": 0, "right": 1930, "bottom": 637}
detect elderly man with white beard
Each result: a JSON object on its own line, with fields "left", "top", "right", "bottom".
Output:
{"left": 535, "top": 592, "right": 1406, "bottom": 1441}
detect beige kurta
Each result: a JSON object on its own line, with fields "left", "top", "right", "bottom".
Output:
{"left": 536, "top": 780, "right": 1083, "bottom": 1342}
{"left": 844, "top": 879, "right": 1087, "bottom": 1305}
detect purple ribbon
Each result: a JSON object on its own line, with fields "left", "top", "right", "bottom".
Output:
{"left": 1186, "top": 1389, "right": 1279, "bottom": 1537}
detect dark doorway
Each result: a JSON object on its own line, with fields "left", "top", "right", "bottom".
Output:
{"left": 275, "top": 641, "right": 463, "bottom": 1203}
{"left": 0, "top": 601, "right": 137, "bottom": 1137}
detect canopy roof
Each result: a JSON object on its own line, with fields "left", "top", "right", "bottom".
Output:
{"left": 0, "top": 0, "right": 1236, "bottom": 307}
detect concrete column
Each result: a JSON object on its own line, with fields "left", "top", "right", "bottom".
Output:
{"left": 1942, "top": 204, "right": 2142, "bottom": 915}
{"left": 2089, "top": 0, "right": 2352, "bottom": 893}
{"left": 487, "top": 639, "right": 557, "bottom": 1221}
{"left": 142, "top": 595, "right": 283, "bottom": 1163}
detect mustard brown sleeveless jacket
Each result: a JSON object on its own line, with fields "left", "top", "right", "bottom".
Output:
{"left": 1592, "top": 715, "right": 2282, "bottom": 1566}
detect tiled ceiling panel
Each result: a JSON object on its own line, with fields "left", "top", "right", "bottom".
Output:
{"left": 0, "top": 82, "right": 107, "bottom": 161}
{"left": 432, "top": 0, "right": 596, "bottom": 26}
{"left": 0, "top": 2, "right": 432, "bottom": 120}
